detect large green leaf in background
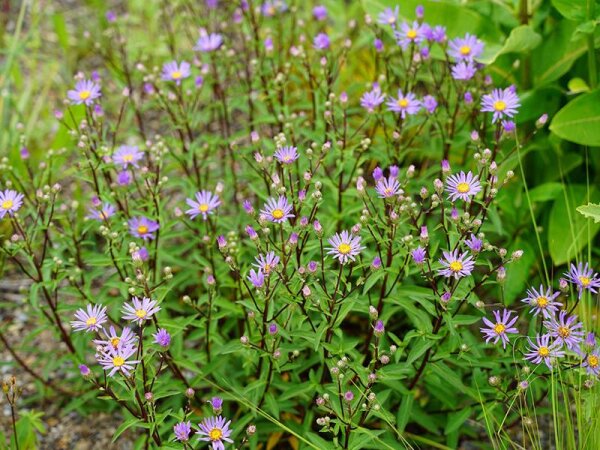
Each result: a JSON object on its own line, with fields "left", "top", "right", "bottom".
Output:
{"left": 479, "top": 25, "right": 541, "bottom": 65}
{"left": 550, "top": 90, "right": 600, "bottom": 146}
{"left": 532, "top": 21, "right": 588, "bottom": 86}
{"left": 551, "top": 0, "right": 588, "bottom": 21}
{"left": 548, "top": 185, "right": 600, "bottom": 265}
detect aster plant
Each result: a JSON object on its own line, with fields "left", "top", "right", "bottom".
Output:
{"left": 1, "top": 2, "right": 599, "bottom": 450}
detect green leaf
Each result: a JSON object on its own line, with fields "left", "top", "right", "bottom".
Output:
{"left": 445, "top": 407, "right": 473, "bottom": 435}
{"left": 568, "top": 77, "right": 591, "bottom": 94}
{"left": 533, "top": 21, "right": 587, "bottom": 85}
{"left": 548, "top": 185, "right": 600, "bottom": 265}
{"left": 550, "top": 90, "right": 600, "bottom": 146}
{"left": 551, "top": 0, "right": 587, "bottom": 21}
{"left": 480, "top": 25, "right": 541, "bottom": 65}
{"left": 396, "top": 392, "right": 415, "bottom": 432}
{"left": 577, "top": 203, "right": 600, "bottom": 223}
{"left": 112, "top": 418, "right": 142, "bottom": 442}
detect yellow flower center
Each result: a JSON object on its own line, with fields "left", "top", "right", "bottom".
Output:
{"left": 538, "top": 346, "right": 550, "bottom": 357}
{"left": 79, "top": 90, "right": 91, "bottom": 100}
{"left": 493, "top": 323, "right": 505, "bottom": 335}
{"left": 86, "top": 316, "right": 97, "bottom": 326}
{"left": 263, "top": 263, "right": 271, "bottom": 273}
{"left": 384, "top": 187, "right": 393, "bottom": 195}
{"left": 171, "top": 71, "right": 182, "bottom": 79}
{"left": 493, "top": 100, "right": 506, "bottom": 112}
{"left": 449, "top": 261, "right": 463, "bottom": 272}
{"left": 459, "top": 45, "right": 471, "bottom": 56}
{"left": 112, "top": 356, "right": 125, "bottom": 367}
{"left": 110, "top": 337, "right": 120, "bottom": 348}
{"left": 387, "top": 17, "right": 396, "bottom": 24}
{"left": 338, "top": 243, "right": 352, "bottom": 255}
{"left": 536, "top": 296, "right": 548, "bottom": 308}
{"left": 135, "top": 309, "right": 147, "bottom": 319}
{"left": 272, "top": 209, "right": 284, "bottom": 219}
{"left": 579, "top": 276, "right": 591, "bottom": 287}
{"left": 123, "top": 154, "right": 134, "bottom": 162}
{"left": 588, "top": 355, "right": 599, "bottom": 368}
{"left": 397, "top": 98, "right": 409, "bottom": 108}
{"left": 100, "top": 210, "right": 109, "bottom": 219}
{"left": 456, "top": 182, "right": 470, "bottom": 193}
{"left": 267, "top": 6, "right": 275, "bottom": 14}
{"left": 137, "top": 225, "right": 148, "bottom": 235}
{"left": 199, "top": 204, "right": 209, "bottom": 212}
{"left": 209, "top": 427, "right": 223, "bottom": 441}
{"left": 1, "top": 200, "right": 13, "bottom": 210}
{"left": 406, "top": 29, "right": 417, "bottom": 39}
{"left": 558, "top": 326, "right": 570, "bottom": 338}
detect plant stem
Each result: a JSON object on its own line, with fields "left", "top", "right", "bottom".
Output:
{"left": 587, "top": 0, "right": 597, "bottom": 89}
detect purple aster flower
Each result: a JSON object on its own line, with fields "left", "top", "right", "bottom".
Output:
{"left": 196, "top": 416, "right": 233, "bottom": 450}
{"left": 395, "top": 21, "right": 425, "bottom": 49}
{"left": 582, "top": 350, "right": 600, "bottom": 376}
{"left": 67, "top": 79, "right": 101, "bottom": 105}
{"left": 247, "top": 269, "right": 265, "bottom": 288}
{"left": 374, "top": 38, "right": 384, "bottom": 52}
{"left": 326, "top": 230, "right": 365, "bottom": 264}
{"left": 448, "top": 33, "right": 484, "bottom": 61}
{"left": 446, "top": 171, "right": 482, "bottom": 202}
{"left": 438, "top": 249, "right": 475, "bottom": 279}
{"left": 451, "top": 61, "right": 477, "bottom": 81}
{"left": 117, "top": 170, "right": 132, "bottom": 186}
{"left": 122, "top": 296, "right": 161, "bottom": 325}
{"left": 344, "top": 391, "right": 354, "bottom": 402}
{"left": 79, "top": 364, "right": 91, "bottom": 377}
{"left": 415, "top": 5, "right": 424, "bottom": 18}
{"left": 0, "top": 189, "right": 25, "bottom": 218}
{"left": 544, "top": 310, "right": 585, "bottom": 349}
{"left": 524, "top": 334, "right": 565, "bottom": 369}
{"left": 576, "top": 332, "right": 598, "bottom": 357}
{"left": 378, "top": 6, "right": 399, "bottom": 26}
{"left": 186, "top": 190, "right": 221, "bottom": 220}
{"left": 128, "top": 216, "right": 159, "bottom": 240}
{"left": 521, "top": 285, "right": 562, "bottom": 318}
{"left": 153, "top": 328, "right": 171, "bottom": 347}
{"left": 245, "top": 225, "right": 258, "bottom": 240}
{"left": 412, "top": 246, "right": 426, "bottom": 265}
{"left": 113, "top": 145, "right": 144, "bottom": 169}
{"left": 268, "top": 323, "right": 278, "bottom": 335}
{"left": 425, "top": 25, "right": 446, "bottom": 43}
{"left": 71, "top": 304, "right": 108, "bottom": 332}
{"left": 480, "top": 309, "right": 519, "bottom": 349}
{"left": 465, "top": 234, "right": 483, "bottom": 253}
{"left": 313, "top": 5, "right": 327, "bottom": 20}
{"left": 564, "top": 262, "right": 600, "bottom": 298}
{"left": 372, "top": 166, "right": 383, "bottom": 181}
{"left": 260, "top": 196, "right": 294, "bottom": 223}
{"left": 264, "top": 37, "right": 274, "bottom": 53}
{"left": 253, "top": 251, "right": 280, "bottom": 275}
{"left": 174, "top": 421, "right": 192, "bottom": 442}
{"left": 262, "top": 0, "right": 287, "bottom": 16}
{"left": 422, "top": 95, "right": 437, "bottom": 114}
{"left": 375, "top": 176, "right": 401, "bottom": 198}
{"left": 133, "top": 247, "right": 149, "bottom": 262}
{"left": 481, "top": 87, "right": 521, "bottom": 123}
{"left": 371, "top": 256, "right": 382, "bottom": 269}
{"left": 194, "top": 29, "right": 223, "bottom": 52}
{"left": 274, "top": 146, "right": 299, "bottom": 164}
{"left": 20, "top": 147, "right": 30, "bottom": 159}
{"left": 161, "top": 61, "right": 191, "bottom": 84}
{"left": 313, "top": 32, "right": 330, "bottom": 50}
{"left": 374, "top": 320, "right": 385, "bottom": 336}
{"left": 360, "top": 86, "right": 386, "bottom": 112}
{"left": 210, "top": 396, "right": 223, "bottom": 413}
{"left": 93, "top": 326, "right": 137, "bottom": 350}
{"left": 97, "top": 344, "right": 140, "bottom": 377}
{"left": 386, "top": 90, "right": 421, "bottom": 118}
{"left": 502, "top": 120, "right": 516, "bottom": 133}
